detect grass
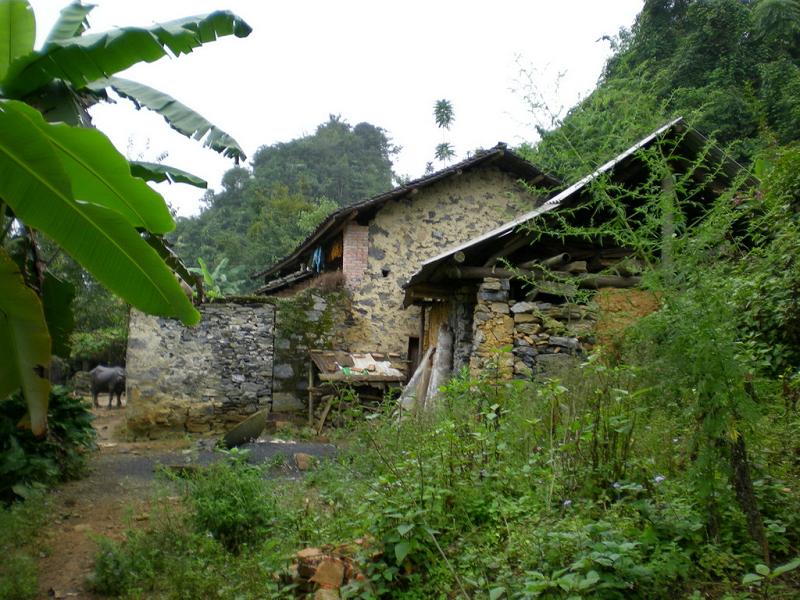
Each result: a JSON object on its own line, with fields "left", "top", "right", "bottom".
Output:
{"left": 0, "top": 492, "right": 50, "bottom": 600}
{"left": 79, "top": 362, "right": 800, "bottom": 598}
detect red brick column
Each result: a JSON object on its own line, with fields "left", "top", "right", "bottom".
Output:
{"left": 343, "top": 223, "right": 369, "bottom": 285}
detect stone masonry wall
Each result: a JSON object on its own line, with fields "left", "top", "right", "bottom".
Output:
{"left": 470, "top": 278, "right": 597, "bottom": 379}
{"left": 126, "top": 302, "right": 275, "bottom": 438}
{"left": 271, "top": 288, "right": 350, "bottom": 413}
{"left": 343, "top": 167, "right": 542, "bottom": 356}
{"left": 469, "top": 279, "right": 660, "bottom": 379}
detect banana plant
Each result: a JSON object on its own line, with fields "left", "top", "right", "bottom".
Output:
{"left": 0, "top": 0, "right": 251, "bottom": 435}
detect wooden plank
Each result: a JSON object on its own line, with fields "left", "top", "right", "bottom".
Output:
{"left": 316, "top": 394, "right": 336, "bottom": 434}
{"left": 397, "top": 346, "right": 435, "bottom": 416}
{"left": 424, "top": 325, "right": 453, "bottom": 410}
{"left": 318, "top": 373, "right": 406, "bottom": 382}
{"left": 308, "top": 361, "right": 314, "bottom": 426}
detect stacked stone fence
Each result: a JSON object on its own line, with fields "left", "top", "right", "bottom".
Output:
{"left": 126, "top": 302, "right": 275, "bottom": 438}
{"left": 125, "top": 288, "right": 350, "bottom": 437}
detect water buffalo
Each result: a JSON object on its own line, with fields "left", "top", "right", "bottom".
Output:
{"left": 90, "top": 365, "right": 126, "bottom": 409}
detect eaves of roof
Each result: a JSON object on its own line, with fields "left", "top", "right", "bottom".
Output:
{"left": 251, "top": 143, "right": 560, "bottom": 281}
{"left": 402, "top": 117, "right": 756, "bottom": 299}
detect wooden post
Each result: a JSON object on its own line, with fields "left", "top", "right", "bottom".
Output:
{"left": 661, "top": 171, "right": 676, "bottom": 276}
{"left": 307, "top": 361, "right": 314, "bottom": 426}
{"left": 416, "top": 305, "right": 426, "bottom": 371}
{"left": 425, "top": 325, "right": 453, "bottom": 409}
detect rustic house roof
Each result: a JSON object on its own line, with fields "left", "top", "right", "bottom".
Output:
{"left": 251, "top": 143, "right": 560, "bottom": 282}
{"left": 402, "top": 117, "right": 756, "bottom": 305}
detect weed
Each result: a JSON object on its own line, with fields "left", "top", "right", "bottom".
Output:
{"left": 186, "top": 450, "right": 274, "bottom": 553}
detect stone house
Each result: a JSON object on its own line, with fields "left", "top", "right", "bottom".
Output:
{"left": 400, "top": 118, "right": 756, "bottom": 392}
{"left": 252, "top": 144, "right": 559, "bottom": 365}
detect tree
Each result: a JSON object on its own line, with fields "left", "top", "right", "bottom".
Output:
{"left": 172, "top": 116, "right": 397, "bottom": 286}
{"left": 0, "top": 0, "right": 251, "bottom": 435}
{"left": 433, "top": 99, "right": 456, "bottom": 165}
{"left": 250, "top": 115, "right": 397, "bottom": 206}
{"left": 523, "top": 0, "right": 800, "bottom": 175}
{"left": 433, "top": 99, "right": 455, "bottom": 130}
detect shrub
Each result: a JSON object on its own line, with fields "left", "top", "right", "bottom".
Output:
{"left": 0, "top": 386, "right": 96, "bottom": 503}
{"left": 0, "top": 492, "right": 49, "bottom": 599}
{"left": 186, "top": 451, "right": 274, "bottom": 553}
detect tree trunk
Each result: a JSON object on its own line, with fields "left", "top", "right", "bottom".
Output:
{"left": 397, "top": 346, "right": 435, "bottom": 417}
{"left": 729, "top": 433, "right": 770, "bottom": 564}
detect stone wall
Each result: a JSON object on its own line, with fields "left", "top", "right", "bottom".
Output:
{"left": 469, "top": 278, "right": 597, "bottom": 379}
{"left": 468, "top": 278, "right": 661, "bottom": 379}
{"left": 342, "top": 166, "right": 542, "bottom": 356}
{"left": 126, "top": 302, "right": 275, "bottom": 438}
{"left": 271, "top": 288, "right": 351, "bottom": 413}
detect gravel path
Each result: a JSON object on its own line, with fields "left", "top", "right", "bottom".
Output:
{"left": 96, "top": 439, "right": 339, "bottom": 480}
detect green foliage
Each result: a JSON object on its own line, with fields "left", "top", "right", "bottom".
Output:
{"left": 433, "top": 99, "right": 454, "bottom": 130}
{"left": 523, "top": 0, "right": 800, "bottom": 177}
{"left": 188, "top": 257, "right": 245, "bottom": 299}
{"left": 434, "top": 142, "right": 455, "bottom": 164}
{"left": 186, "top": 450, "right": 274, "bottom": 553}
{"left": 90, "top": 466, "right": 290, "bottom": 598}
{"left": 250, "top": 115, "right": 397, "bottom": 207}
{"left": 0, "top": 386, "right": 95, "bottom": 503}
{"left": 69, "top": 326, "right": 127, "bottom": 367}
{"left": 432, "top": 98, "right": 456, "bottom": 165}
{"left": 0, "top": 491, "right": 48, "bottom": 599}
{"left": 0, "top": 0, "right": 250, "bottom": 433}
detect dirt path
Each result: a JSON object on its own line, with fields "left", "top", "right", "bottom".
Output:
{"left": 36, "top": 402, "right": 337, "bottom": 599}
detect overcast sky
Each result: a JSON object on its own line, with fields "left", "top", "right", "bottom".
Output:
{"left": 32, "top": 1, "right": 644, "bottom": 216}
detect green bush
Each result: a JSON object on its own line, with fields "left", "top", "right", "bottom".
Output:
{"left": 0, "top": 387, "right": 96, "bottom": 503}
{"left": 90, "top": 481, "right": 289, "bottom": 599}
{"left": 0, "top": 492, "right": 49, "bottom": 599}
{"left": 69, "top": 326, "right": 128, "bottom": 370}
{"left": 186, "top": 451, "right": 274, "bottom": 553}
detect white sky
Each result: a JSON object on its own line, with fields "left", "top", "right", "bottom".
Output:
{"left": 31, "top": 1, "right": 643, "bottom": 217}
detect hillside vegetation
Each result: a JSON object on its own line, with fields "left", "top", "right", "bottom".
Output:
{"left": 171, "top": 116, "right": 397, "bottom": 292}
{"left": 523, "top": 0, "right": 800, "bottom": 180}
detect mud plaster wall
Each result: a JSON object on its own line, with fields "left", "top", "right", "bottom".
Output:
{"left": 126, "top": 303, "right": 275, "bottom": 438}
{"left": 342, "top": 167, "right": 541, "bottom": 356}
{"left": 271, "top": 288, "right": 351, "bottom": 413}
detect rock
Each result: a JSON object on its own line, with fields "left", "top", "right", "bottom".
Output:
{"left": 273, "top": 364, "right": 294, "bottom": 379}
{"left": 222, "top": 409, "right": 269, "bottom": 448}
{"left": 549, "top": 336, "right": 580, "bottom": 351}
{"left": 513, "top": 346, "right": 537, "bottom": 358}
{"left": 510, "top": 301, "right": 538, "bottom": 314}
{"left": 297, "top": 547, "right": 324, "bottom": 560}
{"left": 294, "top": 452, "right": 315, "bottom": 471}
{"left": 479, "top": 290, "right": 509, "bottom": 302}
{"left": 514, "top": 313, "right": 540, "bottom": 323}
{"left": 489, "top": 301, "right": 510, "bottom": 313}
{"left": 310, "top": 557, "right": 345, "bottom": 589}
{"left": 535, "top": 353, "right": 578, "bottom": 374}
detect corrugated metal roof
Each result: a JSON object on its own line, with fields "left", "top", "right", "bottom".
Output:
{"left": 402, "top": 117, "right": 755, "bottom": 298}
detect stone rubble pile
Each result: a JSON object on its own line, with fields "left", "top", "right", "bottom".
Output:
{"left": 283, "top": 540, "right": 378, "bottom": 599}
